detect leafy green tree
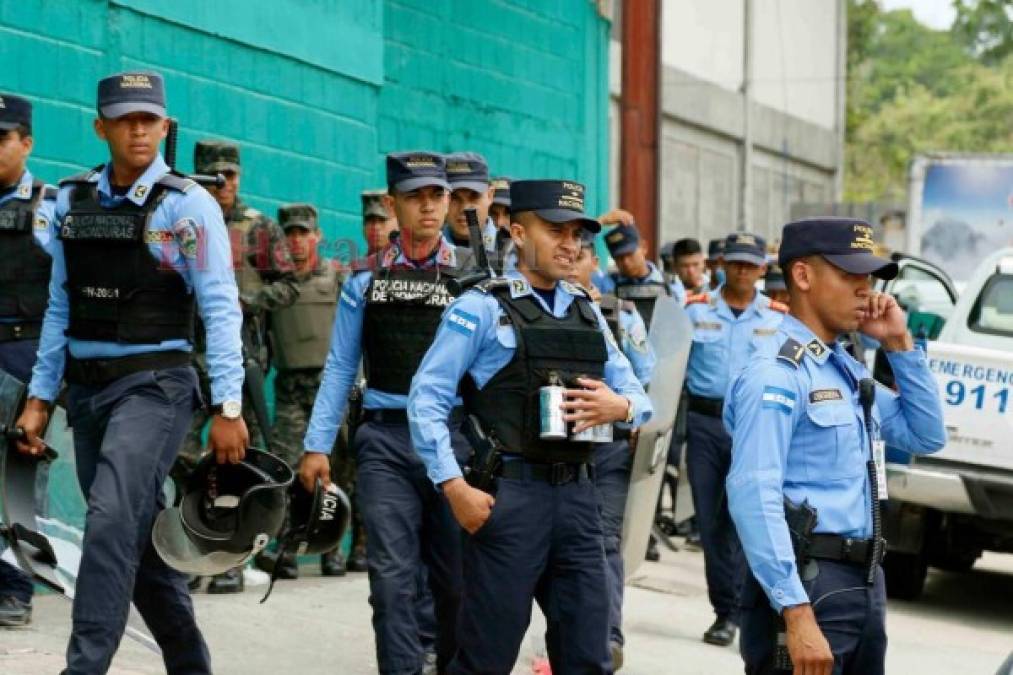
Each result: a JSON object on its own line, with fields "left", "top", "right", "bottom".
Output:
{"left": 952, "top": 0, "right": 1013, "bottom": 64}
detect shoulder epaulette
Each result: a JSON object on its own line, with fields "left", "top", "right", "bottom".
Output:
{"left": 156, "top": 171, "right": 196, "bottom": 193}
{"left": 769, "top": 300, "right": 789, "bottom": 313}
{"left": 685, "top": 293, "right": 709, "bottom": 306}
{"left": 58, "top": 164, "right": 104, "bottom": 186}
{"left": 777, "top": 337, "right": 806, "bottom": 368}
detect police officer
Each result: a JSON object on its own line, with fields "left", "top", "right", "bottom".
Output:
{"left": 669, "top": 238, "right": 709, "bottom": 298}
{"left": 706, "top": 237, "right": 726, "bottom": 291}
{"left": 600, "top": 222, "right": 681, "bottom": 320}
{"left": 180, "top": 139, "right": 298, "bottom": 593}
{"left": 408, "top": 179, "right": 653, "bottom": 673}
{"left": 569, "top": 230, "right": 656, "bottom": 670}
{"left": 764, "top": 264, "right": 790, "bottom": 307}
{"left": 0, "top": 92, "right": 57, "bottom": 628}
{"left": 725, "top": 218, "right": 946, "bottom": 674}
{"left": 683, "top": 232, "right": 786, "bottom": 647}
{"left": 489, "top": 176, "right": 511, "bottom": 231}
{"left": 266, "top": 203, "right": 348, "bottom": 576}
{"left": 443, "top": 151, "right": 498, "bottom": 255}
{"left": 15, "top": 70, "right": 246, "bottom": 674}
{"left": 300, "top": 152, "right": 471, "bottom": 675}
{"left": 362, "top": 188, "right": 398, "bottom": 255}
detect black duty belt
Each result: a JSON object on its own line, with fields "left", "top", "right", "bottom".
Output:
{"left": 362, "top": 407, "right": 464, "bottom": 426}
{"left": 687, "top": 394, "right": 724, "bottom": 418}
{"left": 613, "top": 427, "right": 631, "bottom": 441}
{"left": 498, "top": 460, "right": 594, "bottom": 486}
{"left": 65, "top": 350, "right": 191, "bottom": 387}
{"left": 0, "top": 322, "right": 42, "bottom": 342}
{"left": 808, "top": 534, "right": 886, "bottom": 567}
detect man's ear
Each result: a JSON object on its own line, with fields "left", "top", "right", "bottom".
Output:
{"left": 509, "top": 220, "right": 525, "bottom": 248}
{"left": 791, "top": 259, "right": 813, "bottom": 291}
{"left": 93, "top": 117, "right": 107, "bottom": 141}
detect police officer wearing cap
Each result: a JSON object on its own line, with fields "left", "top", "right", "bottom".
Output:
{"left": 706, "top": 237, "right": 726, "bottom": 291}
{"left": 300, "top": 151, "right": 472, "bottom": 675}
{"left": 569, "top": 229, "right": 656, "bottom": 669}
{"left": 600, "top": 222, "right": 681, "bottom": 322}
{"left": 684, "top": 232, "right": 786, "bottom": 647}
{"left": 409, "top": 179, "right": 653, "bottom": 673}
{"left": 764, "top": 264, "right": 790, "bottom": 307}
{"left": 362, "top": 188, "right": 399, "bottom": 255}
{"left": 489, "top": 176, "right": 512, "bottom": 231}
{"left": 725, "top": 218, "right": 946, "bottom": 675}
{"left": 0, "top": 92, "right": 58, "bottom": 628}
{"left": 443, "top": 151, "right": 498, "bottom": 254}
{"left": 15, "top": 70, "right": 245, "bottom": 674}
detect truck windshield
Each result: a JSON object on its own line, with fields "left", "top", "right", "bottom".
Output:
{"left": 968, "top": 274, "right": 1013, "bottom": 337}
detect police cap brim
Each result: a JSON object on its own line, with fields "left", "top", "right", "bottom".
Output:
{"left": 532, "top": 208, "right": 601, "bottom": 234}
{"left": 99, "top": 101, "right": 167, "bottom": 120}
{"left": 151, "top": 507, "right": 254, "bottom": 577}
{"left": 392, "top": 176, "right": 451, "bottom": 194}
{"left": 449, "top": 179, "right": 489, "bottom": 194}
{"left": 0, "top": 121, "right": 21, "bottom": 131}
{"left": 821, "top": 252, "right": 898, "bottom": 280}
{"left": 723, "top": 251, "right": 767, "bottom": 267}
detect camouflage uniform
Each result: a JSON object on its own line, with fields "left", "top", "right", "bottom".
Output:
{"left": 174, "top": 141, "right": 299, "bottom": 480}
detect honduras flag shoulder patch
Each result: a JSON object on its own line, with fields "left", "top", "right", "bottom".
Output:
{"left": 447, "top": 308, "right": 479, "bottom": 337}
{"left": 761, "top": 386, "right": 796, "bottom": 414}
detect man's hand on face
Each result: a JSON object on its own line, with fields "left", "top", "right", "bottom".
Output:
{"left": 859, "top": 291, "right": 912, "bottom": 351}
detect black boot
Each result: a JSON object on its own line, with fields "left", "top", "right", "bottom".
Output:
{"left": 321, "top": 550, "right": 347, "bottom": 577}
{"left": 207, "top": 566, "right": 245, "bottom": 594}
{"left": 703, "top": 617, "right": 737, "bottom": 646}
{"left": 187, "top": 575, "right": 202, "bottom": 592}
{"left": 255, "top": 550, "right": 300, "bottom": 579}
{"left": 0, "top": 596, "right": 32, "bottom": 627}
{"left": 645, "top": 535, "right": 661, "bottom": 562}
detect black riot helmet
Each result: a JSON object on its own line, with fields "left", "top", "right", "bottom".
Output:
{"left": 152, "top": 448, "right": 294, "bottom": 576}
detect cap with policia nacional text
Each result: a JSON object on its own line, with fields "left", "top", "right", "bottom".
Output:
{"left": 723, "top": 232, "right": 767, "bottom": 267}
{"left": 604, "top": 223, "right": 640, "bottom": 257}
{"left": 0, "top": 93, "right": 32, "bottom": 131}
{"left": 491, "top": 176, "right": 512, "bottom": 207}
{"left": 361, "top": 189, "right": 389, "bottom": 219}
{"left": 707, "top": 237, "right": 726, "bottom": 261}
{"left": 278, "top": 203, "right": 319, "bottom": 231}
{"left": 779, "top": 217, "right": 898, "bottom": 280}
{"left": 510, "top": 179, "right": 601, "bottom": 233}
{"left": 386, "top": 151, "right": 450, "bottom": 194}
{"left": 97, "top": 71, "right": 167, "bottom": 119}
{"left": 445, "top": 152, "right": 490, "bottom": 193}
{"left": 194, "top": 140, "right": 241, "bottom": 175}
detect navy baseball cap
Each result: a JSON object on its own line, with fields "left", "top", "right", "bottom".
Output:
{"left": 386, "top": 151, "right": 450, "bottom": 194}
{"left": 579, "top": 230, "right": 596, "bottom": 249}
{"left": 445, "top": 152, "right": 490, "bottom": 193}
{"left": 0, "top": 93, "right": 32, "bottom": 131}
{"left": 765, "top": 265, "right": 787, "bottom": 292}
{"left": 707, "top": 238, "right": 726, "bottom": 261}
{"left": 97, "top": 71, "right": 167, "bottom": 119}
{"left": 605, "top": 224, "right": 641, "bottom": 257}
{"left": 723, "top": 232, "right": 767, "bottom": 266}
{"left": 779, "top": 217, "right": 898, "bottom": 280}
{"left": 510, "top": 180, "right": 601, "bottom": 233}
{"left": 659, "top": 241, "right": 675, "bottom": 262}
{"left": 491, "top": 176, "right": 512, "bottom": 207}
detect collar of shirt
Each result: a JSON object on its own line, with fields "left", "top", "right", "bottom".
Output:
{"left": 504, "top": 269, "right": 581, "bottom": 316}
{"left": 1, "top": 170, "right": 34, "bottom": 204}
{"left": 382, "top": 236, "right": 457, "bottom": 269}
{"left": 96, "top": 154, "right": 170, "bottom": 206}
{"left": 779, "top": 313, "right": 832, "bottom": 366}
{"left": 713, "top": 287, "right": 768, "bottom": 322}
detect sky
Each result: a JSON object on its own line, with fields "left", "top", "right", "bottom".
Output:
{"left": 880, "top": 0, "right": 958, "bottom": 30}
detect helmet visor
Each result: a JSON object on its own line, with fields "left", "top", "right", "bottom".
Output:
{"left": 152, "top": 507, "right": 267, "bottom": 576}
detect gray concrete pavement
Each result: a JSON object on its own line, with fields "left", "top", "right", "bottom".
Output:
{"left": 3, "top": 547, "right": 1011, "bottom": 674}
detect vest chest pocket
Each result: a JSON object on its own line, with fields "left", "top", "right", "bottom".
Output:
{"left": 801, "top": 401, "right": 864, "bottom": 480}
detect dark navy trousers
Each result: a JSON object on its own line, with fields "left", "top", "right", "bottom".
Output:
{"left": 594, "top": 440, "right": 632, "bottom": 647}
{"left": 0, "top": 338, "right": 42, "bottom": 604}
{"left": 354, "top": 420, "right": 468, "bottom": 675}
{"left": 449, "top": 470, "right": 611, "bottom": 675}
{"left": 739, "top": 562, "right": 888, "bottom": 675}
{"left": 686, "top": 409, "right": 744, "bottom": 622}
{"left": 64, "top": 367, "right": 210, "bottom": 675}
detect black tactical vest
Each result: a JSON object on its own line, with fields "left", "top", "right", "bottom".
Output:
{"left": 0, "top": 182, "right": 54, "bottom": 329}
{"left": 462, "top": 282, "right": 608, "bottom": 464}
{"left": 362, "top": 262, "right": 463, "bottom": 394}
{"left": 59, "top": 168, "right": 196, "bottom": 344}
{"left": 612, "top": 274, "right": 669, "bottom": 328}
{"left": 598, "top": 293, "right": 624, "bottom": 345}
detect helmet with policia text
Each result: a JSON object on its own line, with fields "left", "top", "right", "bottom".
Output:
{"left": 152, "top": 448, "right": 293, "bottom": 576}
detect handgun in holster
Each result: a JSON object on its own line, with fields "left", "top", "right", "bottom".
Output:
{"left": 343, "top": 383, "right": 364, "bottom": 451}
{"left": 773, "top": 495, "right": 819, "bottom": 672}
{"left": 461, "top": 414, "right": 502, "bottom": 493}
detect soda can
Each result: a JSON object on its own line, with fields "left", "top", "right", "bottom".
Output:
{"left": 539, "top": 384, "right": 567, "bottom": 440}
{"left": 592, "top": 423, "right": 614, "bottom": 443}
{"left": 571, "top": 424, "right": 596, "bottom": 442}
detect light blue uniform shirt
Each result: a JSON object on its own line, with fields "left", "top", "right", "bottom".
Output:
{"left": 615, "top": 302, "right": 655, "bottom": 387}
{"left": 0, "top": 169, "right": 58, "bottom": 320}
{"left": 408, "top": 270, "right": 654, "bottom": 486}
{"left": 303, "top": 237, "right": 460, "bottom": 454}
{"left": 29, "top": 155, "right": 244, "bottom": 404}
{"left": 684, "top": 289, "right": 784, "bottom": 399}
{"left": 723, "top": 314, "right": 946, "bottom": 612}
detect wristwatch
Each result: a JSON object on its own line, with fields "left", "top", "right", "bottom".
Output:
{"left": 210, "top": 400, "right": 242, "bottom": 420}
{"left": 623, "top": 398, "right": 635, "bottom": 424}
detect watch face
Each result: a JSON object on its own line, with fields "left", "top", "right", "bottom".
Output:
{"left": 223, "top": 400, "right": 242, "bottom": 419}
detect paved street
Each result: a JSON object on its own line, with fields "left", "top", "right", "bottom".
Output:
{"left": 3, "top": 546, "right": 1011, "bottom": 674}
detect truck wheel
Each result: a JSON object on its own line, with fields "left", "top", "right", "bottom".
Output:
{"left": 883, "top": 551, "right": 928, "bottom": 600}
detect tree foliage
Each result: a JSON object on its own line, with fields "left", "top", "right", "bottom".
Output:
{"left": 844, "top": 1, "right": 1013, "bottom": 202}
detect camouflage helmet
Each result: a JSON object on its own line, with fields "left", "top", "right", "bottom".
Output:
{"left": 278, "top": 203, "right": 319, "bottom": 231}
{"left": 194, "top": 140, "right": 240, "bottom": 175}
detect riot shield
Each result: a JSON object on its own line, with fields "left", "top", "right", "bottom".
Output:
{"left": 621, "top": 295, "right": 692, "bottom": 579}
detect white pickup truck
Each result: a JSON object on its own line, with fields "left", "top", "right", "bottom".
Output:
{"left": 873, "top": 249, "right": 1013, "bottom": 599}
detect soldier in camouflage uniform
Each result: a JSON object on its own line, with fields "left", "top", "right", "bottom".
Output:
{"left": 177, "top": 140, "right": 299, "bottom": 594}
